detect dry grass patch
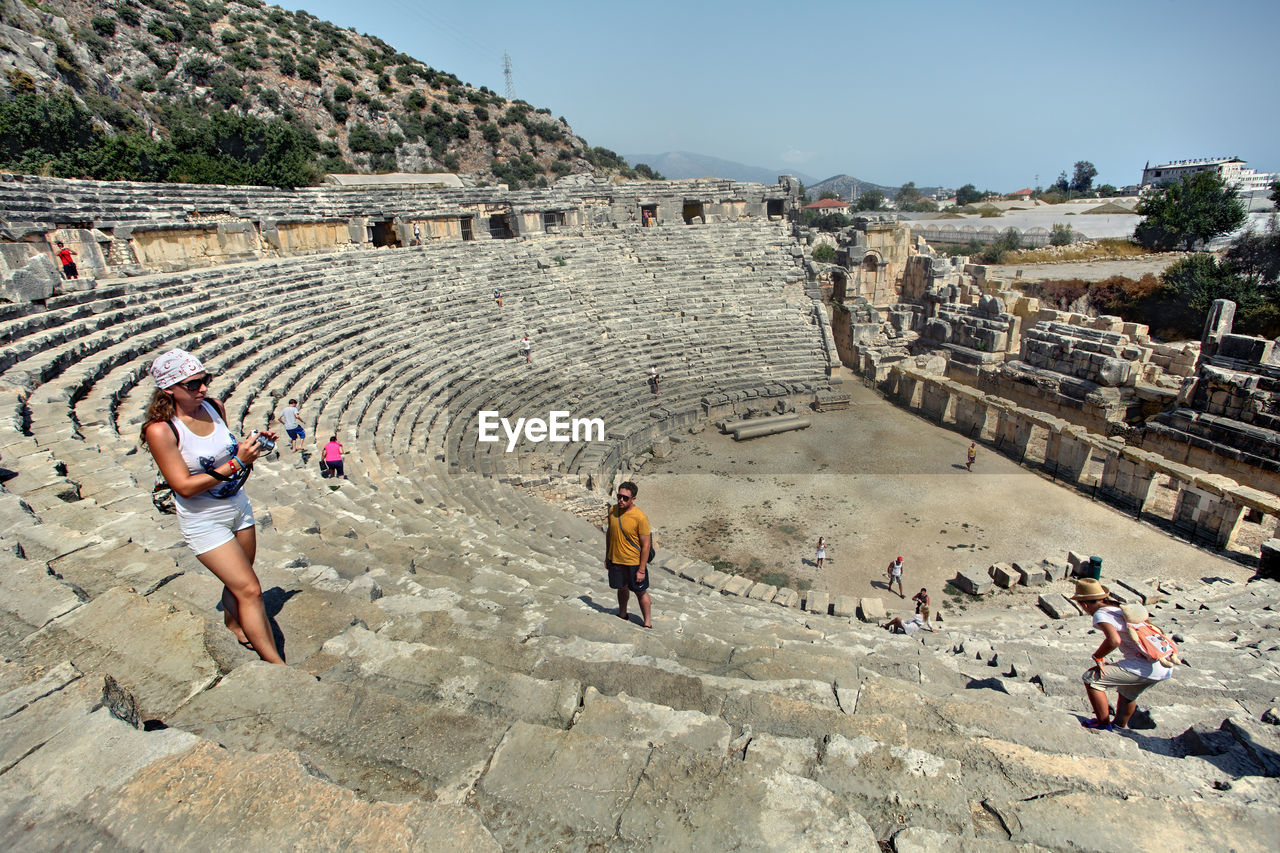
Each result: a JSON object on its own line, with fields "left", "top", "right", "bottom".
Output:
{"left": 1009, "top": 238, "right": 1158, "bottom": 264}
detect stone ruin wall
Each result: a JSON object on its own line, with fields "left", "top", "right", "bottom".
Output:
{"left": 813, "top": 218, "right": 1280, "bottom": 555}
{"left": 0, "top": 172, "right": 799, "bottom": 298}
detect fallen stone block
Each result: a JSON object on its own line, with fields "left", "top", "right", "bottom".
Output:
{"left": 831, "top": 595, "right": 857, "bottom": 618}
{"left": 804, "top": 590, "right": 830, "bottom": 615}
{"left": 1013, "top": 563, "right": 1047, "bottom": 587}
{"left": 1066, "top": 551, "right": 1089, "bottom": 576}
{"left": 856, "top": 598, "right": 886, "bottom": 623}
{"left": 988, "top": 563, "right": 1018, "bottom": 589}
{"left": 772, "top": 588, "right": 800, "bottom": 608}
{"left": 746, "top": 582, "right": 776, "bottom": 602}
{"left": 677, "top": 560, "right": 712, "bottom": 584}
{"left": 1111, "top": 577, "right": 1162, "bottom": 605}
{"left": 952, "top": 571, "right": 993, "bottom": 596}
{"left": 1037, "top": 593, "right": 1081, "bottom": 620}
{"left": 720, "top": 575, "right": 753, "bottom": 597}
{"left": 699, "top": 570, "right": 730, "bottom": 590}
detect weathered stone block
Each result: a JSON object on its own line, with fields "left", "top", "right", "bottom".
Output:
{"left": 1013, "top": 563, "right": 1048, "bottom": 586}
{"left": 804, "top": 590, "right": 830, "bottom": 615}
{"left": 989, "top": 563, "right": 1018, "bottom": 588}
{"left": 831, "top": 595, "right": 857, "bottom": 618}
{"left": 952, "top": 571, "right": 993, "bottom": 596}
{"left": 856, "top": 597, "right": 886, "bottom": 623}
{"left": 1258, "top": 539, "right": 1280, "bottom": 581}
{"left": 1111, "top": 577, "right": 1162, "bottom": 605}
{"left": 746, "top": 582, "right": 777, "bottom": 602}
{"left": 1038, "top": 593, "right": 1080, "bottom": 619}
{"left": 772, "top": 588, "right": 800, "bottom": 608}
{"left": 720, "top": 575, "right": 753, "bottom": 597}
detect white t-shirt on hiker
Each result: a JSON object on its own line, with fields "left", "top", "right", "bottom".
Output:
{"left": 1093, "top": 606, "right": 1173, "bottom": 681}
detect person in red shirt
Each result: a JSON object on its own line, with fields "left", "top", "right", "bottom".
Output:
{"left": 55, "top": 241, "right": 78, "bottom": 279}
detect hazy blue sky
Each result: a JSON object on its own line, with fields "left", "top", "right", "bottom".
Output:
{"left": 282, "top": 0, "right": 1279, "bottom": 191}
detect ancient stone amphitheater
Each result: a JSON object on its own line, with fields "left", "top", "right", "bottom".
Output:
{"left": 0, "top": 173, "right": 1276, "bottom": 851}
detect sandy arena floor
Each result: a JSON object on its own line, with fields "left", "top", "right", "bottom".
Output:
{"left": 641, "top": 381, "right": 1253, "bottom": 614}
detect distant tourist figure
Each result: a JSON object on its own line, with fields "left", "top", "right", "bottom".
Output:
{"left": 141, "top": 348, "right": 284, "bottom": 665}
{"left": 412, "top": 222, "right": 421, "bottom": 245}
{"left": 966, "top": 442, "right": 977, "bottom": 472}
{"left": 322, "top": 436, "right": 345, "bottom": 479}
{"left": 815, "top": 537, "right": 826, "bottom": 569}
{"left": 494, "top": 287, "right": 503, "bottom": 308}
{"left": 605, "top": 480, "right": 653, "bottom": 628}
{"left": 275, "top": 398, "right": 305, "bottom": 452}
{"left": 522, "top": 334, "right": 532, "bottom": 363}
{"left": 1071, "top": 578, "right": 1173, "bottom": 730}
{"left": 55, "top": 241, "right": 78, "bottom": 279}
{"left": 912, "top": 587, "right": 935, "bottom": 631}
{"left": 887, "top": 556, "right": 904, "bottom": 598}
{"left": 648, "top": 366, "right": 661, "bottom": 396}
{"left": 882, "top": 613, "right": 925, "bottom": 635}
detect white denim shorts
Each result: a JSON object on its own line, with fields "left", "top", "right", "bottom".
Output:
{"left": 177, "top": 490, "right": 255, "bottom": 556}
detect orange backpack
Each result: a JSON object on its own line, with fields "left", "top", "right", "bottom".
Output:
{"left": 1119, "top": 604, "right": 1181, "bottom": 667}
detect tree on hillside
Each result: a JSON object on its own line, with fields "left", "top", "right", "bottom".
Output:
{"left": 854, "top": 189, "right": 885, "bottom": 211}
{"left": 955, "top": 184, "right": 982, "bottom": 206}
{"left": 895, "top": 181, "right": 921, "bottom": 205}
{"left": 1070, "top": 160, "right": 1097, "bottom": 194}
{"left": 1134, "top": 171, "right": 1246, "bottom": 251}
{"left": 1050, "top": 172, "right": 1070, "bottom": 194}
{"left": 819, "top": 190, "right": 842, "bottom": 200}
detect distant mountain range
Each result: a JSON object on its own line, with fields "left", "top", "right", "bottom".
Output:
{"left": 622, "top": 153, "right": 951, "bottom": 202}
{"left": 624, "top": 152, "right": 816, "bottom": 186}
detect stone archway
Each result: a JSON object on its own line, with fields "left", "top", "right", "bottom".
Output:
{"left": 860, "top": 254, "right": 880, "bottom": 295}
{"left": 831, "top": 269, "right": 848, "bottom": 303}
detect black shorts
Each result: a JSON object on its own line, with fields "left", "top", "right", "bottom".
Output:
{"left": 607, "top": 560, "right": 649, "bottom": 593}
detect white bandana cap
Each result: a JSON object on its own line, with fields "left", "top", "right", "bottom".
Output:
{"left": 150, "top": 348, "right": 205, "bottom": 389}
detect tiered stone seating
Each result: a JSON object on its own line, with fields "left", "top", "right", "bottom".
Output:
{"left": 1, "top": 220, "right": 1277, "bottom": 850}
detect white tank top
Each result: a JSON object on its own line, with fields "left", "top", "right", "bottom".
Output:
{"left": 171, "top": 401, "right": 242, "bottom": 509}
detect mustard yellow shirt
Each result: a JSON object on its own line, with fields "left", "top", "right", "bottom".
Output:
{"left": 606, "top": 504, "right": 651, "bottom": 565}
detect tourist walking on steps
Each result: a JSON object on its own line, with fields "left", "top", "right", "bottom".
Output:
{"left": 648, "top": 366, "right": 661, "bottom": 396}
{"left": 275, "top": 398, "right": 305, "bottom": 452}
{"left": 494, "top": 287, "right": 503, "bottom": 308}
{"left": 55, "top": 241, "right": 78, "bottom": 279}
{"left": 605, "top": 480, "right": 653, "bottom": 628}
{"left": 966, "top": 442, "right": 977, "bottom": 471}
{"left": 887, "top": 556, "right": 904, "bottom": 598}
{"left": 322, "top": 435, "right": 345, "bottom": 479}
{"left": 815, "top": 537, "right": 826, "bottom": 569}
{"left": 142, "top": 348, "right": 284, "bottom": 665}
{"left": 1071, "top": 578, "right": 1173, "bottom": 730}
{"left": 522, "top": 334, "right": 532, "bottom": 363}
{"left": 412, "top": 222, "right": 421, "bottom": 245}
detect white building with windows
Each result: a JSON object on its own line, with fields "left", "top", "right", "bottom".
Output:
{"left": 1141, "top": 157, "right": 1275, "bottom": 192}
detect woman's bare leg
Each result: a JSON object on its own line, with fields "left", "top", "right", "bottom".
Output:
{"left": 198, "top": 530, "right": 283, "bottom": 664}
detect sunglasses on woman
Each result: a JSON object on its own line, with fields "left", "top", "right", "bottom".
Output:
{"left": 175, "top": 374, "right": 213, "bottom": 392}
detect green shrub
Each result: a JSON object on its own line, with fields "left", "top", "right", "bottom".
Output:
{"left": 90, "top": 15, "right": 116, "bottom": 36}
{"left": 116, "top": 4, "right": 141, "bottom": 26}
{"left": 296, "top": 55, "right": 320, "bottom": 84}
{"left": 1050, "top": 223, "right": 1074, "bottom": 246}
{"left": 332, "top": 83, "right": 352, "bottom": 102}
{"left": 812, "top": 243, "right": 836, "bottom": 263}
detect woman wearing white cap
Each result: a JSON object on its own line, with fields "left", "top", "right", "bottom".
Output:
{"left": 141, "top": 348, "right": 284, "bottom": 664}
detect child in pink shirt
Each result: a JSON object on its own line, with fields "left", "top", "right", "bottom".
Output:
{"left": 322, "top": 436, "right": 345, "bottom": 479}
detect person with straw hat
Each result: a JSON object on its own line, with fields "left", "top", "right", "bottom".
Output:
{"left": 1070, "top": 578, "right": 1173, "bottom": 731}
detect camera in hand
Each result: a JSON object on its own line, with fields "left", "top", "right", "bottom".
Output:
{"left": 253, "top": 431, "right": 275, "bottom": 452}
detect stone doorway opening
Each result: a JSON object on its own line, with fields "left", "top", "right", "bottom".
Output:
{"left": 370, "top": 220, "right": 399, "bottom": 247}
{"left": 488, "top": 214, "right": 513, "bottom": 239}
{"left": 460, "top": 216, "right": 474, "bottom": 241}
{"left": 641, "top": 204, "right": 658, "bottom": 226}
{"left": 682, "top": 202, "right": 705, "bottom": 224}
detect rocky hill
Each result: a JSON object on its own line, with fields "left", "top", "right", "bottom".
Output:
{"left": 0, "top": 0, "right": 630, "bottom": 186}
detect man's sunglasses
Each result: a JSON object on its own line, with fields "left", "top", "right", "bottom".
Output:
{"left": 175, "top": 374, "right": 212, "bottom": 392}
{"left": 617, "top": 492, "right": 633, "bottom": 501}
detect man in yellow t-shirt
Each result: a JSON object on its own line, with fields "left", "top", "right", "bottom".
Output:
{"left": 605, "top": 480, "right": 652, "bottom": 628}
